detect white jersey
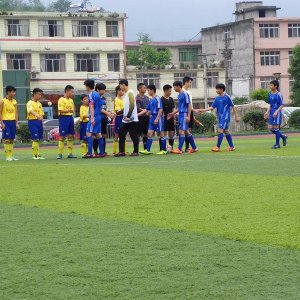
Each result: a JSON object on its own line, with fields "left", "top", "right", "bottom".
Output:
{"left": 123, "top": 89, "right": 138, "bottom": 123}
{"left": 183, "top": 88, "right": 193, "bottom": 109}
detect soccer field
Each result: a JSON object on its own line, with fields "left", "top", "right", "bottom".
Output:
{"left": 1, "top": 136, "right": 300, "bottom": 299}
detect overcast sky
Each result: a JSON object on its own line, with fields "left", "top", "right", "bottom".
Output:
{"left": 78, "top": 0, "right": 298, "bottom": 41}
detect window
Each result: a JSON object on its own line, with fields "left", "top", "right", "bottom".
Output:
{"left": 40, "top": 54, "right": 66, "bottom": 72}
{"left": 75, "top": 54, "right": 99, "bottom": 72}
{"left": 72, "top": 21, "right": 98, "bottom": 37}
{"left": 107, "top": 53, "right": 120, "bottom": 72}
{"left": 289, "top": 51, "right": 293, "bottom": 65}
{"left": 288, "top": 24, "right": 300, "bottom": 38}
{"left": 6, "top": 19, "right": 29, "bottom": 36}
{"left": 38, "top": 20, "right": 64, "bottom": 37}
{"left": 259, "top": 24, "right": 279, "bottom": 38}
{"left": 260, "top": 51, "right": 280, "bottom": 66}
{"left": 224, "top": 28, "right": 231, "bottom": 40}
{"left": 106, "top": 21, "right": 119, "bottom": 37}
{"left": 179, "top": 48, "right": 198, "bottom": 62}
{"left": 6, "top": 53, "right": 31, "bottom": 70}
{"left": 260, "top": 77, "right": 274, "bottom": 89}
{"left": 259, "top": 10, "right": 266, "bottom": 18}
{"left": 136, "top": 73, "right": 160, "bottom": 88}
{"left": 174, "top": 72, "right": 198, "bottom": 88}
{"left": 207, "top": 72, "right": 219, "bottom": 88}
{"left": 289, "top": 77, "right": 295, "bottom": 92}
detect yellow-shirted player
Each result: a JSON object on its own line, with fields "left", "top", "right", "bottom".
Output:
{"left": 0, "top": 85, "right": 19, "bottom": 161}
{"left": 79, "top": 94, "right": 89, "bottom": 157}
{"left": 57, "top": 85, "right": 77, "bottom": 159}
{"left": 113, "top": 85, "right": 125, "bottom": 154}
{"left": 27, "top": 88, "right": 45, "bottom": 160}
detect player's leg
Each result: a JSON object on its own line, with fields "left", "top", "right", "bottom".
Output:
{"left": 93, "top": 138, "right": 98, "bottom": 155}
{"left": 37, "top": 120, "right": 45, "bottom": 159}
{"left": 142, "top": 129, "right": 154, "bottom": 153}
{"left": 28, "top": 120, "right": 38, "bottom": 158}
{"left": 212, "top": 127, "right": 224, "bottom": 152}
{"left": 116, "top": 123, "right": 127, "bottom": 155}
{"left": 101, "top": 118, "right": 108, "bottom": 155}
{"left": 66, "top": 118, "right": 76, "bottom": 158}
{"left": 172, "top": 113, "right": 186, "bottom": 154}
{"left": 9, "top": 121, "right": 18, "bottom": 160}
{"left": 128, "top": 122, "right": 139, "bottom": 156}
{"left": 224, "top": 128, "right": 235, "bottom": 151}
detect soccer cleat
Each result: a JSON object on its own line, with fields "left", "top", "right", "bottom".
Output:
{"left": 171, "top": 148, "right": 183, "bottom": 154}
{"left": 272, "top": 144, "right": 280, "bottom": 149}
{"left": 184, "top": 148, "right": 190, "bottom": 153}
{"left": 33, "top": 156, "right": 39, "bottom": 160}
{"left": 211, "top": 146, "right": 221, "bottom": 152}
{"left": 139, "top": 150, "right": 152, "bottom": 155}
{"left": 156, "top": 150, "right": 168, "bottom": 155}
{"left": 82, "top": 153, "right": 93, "bottom": 159}
{"left": 67, "top": 154, "right": 77, "bottom": 159}
{"left": 282, "top": 135, "right": 288, "bottom": 146}
{"left": 228, "top": 147, "right": 235, "bottom": 151}
{"left": 57, "top": 154, "right": 63, "bottom": 159}
{"left": 129, "top": 152, "right": 139, "bottom": 156}
{"left": 12, "top": 157, "right": 19, "bottom": 161}
{"left": 6, "top": 157, "right": 13, "bottom": 162}
{"left": 188, "top": 148, "right": 198, "bottom": 154}
{"left": 37, "top": 156, "right": 46, "bottom": 160}
{"left": 114, "top": 152, "right": 126, "bottom": 157}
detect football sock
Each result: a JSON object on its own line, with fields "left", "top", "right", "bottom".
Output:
{"left": 178, "top": 135, "right": 185, "bottom": 151}
{"left": 225, "top": 134, "right": 234, "bottom": 148}
{"left": 188, "top": 134, "right": 197, "bottom": 149}
{"left": 217, "top": 133, "right": 224, "bottom": 148}
{"left": 58, "top": 140, "right": 64, "bottom": 154}
{"left": 146, "top": 138, "right": 153, "bottom": 152}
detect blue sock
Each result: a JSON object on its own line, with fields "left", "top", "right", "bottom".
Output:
{"left": 274, "top": 130, "right": 280, "bottom": 145}
{"left": 98, "top": 138, "right": 104, "bottom": 155}
{"left": 188, "top": 134, "right": 197, "bottom": 149}
{"left": 161, "top": 137, "right": 167, "bottom": 151}
{"left": 217, "top": 133, "right": 224, "bottom": 148}
{"left": 225, "top": 134, "right": 234, "bottom": 148}
{"left": 146, "top": 138, "right": 153, "bottom": 152}
{"left": 87, "top": 136, "right": 93, "bottom": 154}
{"left": 178, "top": 135, "right": 185, "bottom": 151}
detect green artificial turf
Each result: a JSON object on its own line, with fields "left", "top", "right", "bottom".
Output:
{"left": 0, "top": 136, "right": 300, "bottom": 299}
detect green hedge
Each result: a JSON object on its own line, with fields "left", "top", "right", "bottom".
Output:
{"left": 242, "top": 110, "right": 267, "bottom": 131}
{"left": 288, "top": 109, "right": 300, "bottom": 129}
{"left": 193, "top": 112, "right": 216, "bottom": 134}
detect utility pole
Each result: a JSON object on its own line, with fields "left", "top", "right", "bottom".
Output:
{"left": 221, "top": 32, "right": 233, "bottom": 94}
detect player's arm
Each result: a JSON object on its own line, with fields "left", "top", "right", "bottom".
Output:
{"left": 137, "top": 108, "right": 147, "bottom": 117}
{"left": 273, "top": 94, "right": 284, "bottom": 117}
{"left": 264, "top": 104, "right": 271, "bottom": 120}
{"left": 186, "top": 103, "right": 192, "bottom": 123}
{"left": 194, "top": 107, "right": 214, "bottom": 115}
{"left": 28, "top": 104, "right": 43, "bottom": 120}
{"left": 232, "top": 106, "right": 240, "bottom": 122}
{"left": 14, "top": 102, "right": 20, "bottom": 129}
{"left": 154, "top": 108, "right": 163, "bottom": 124}
{"left": 0, "top": 100, "right": 5, "bottom": 130}
{"left": 124, "top": 92, "right": 135, "bottom": 121}
{"left": 89, "top": 102, "right": 95, "bottom": 125}
{"left": 101, "top": 108, "right": 114, "bottom": 119}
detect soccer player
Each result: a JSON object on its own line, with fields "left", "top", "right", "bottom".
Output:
{"left": 79, "top": 94, "right": 89, "bottom": 157}
{"left": 0, "top": 85, "right": 19, "bottom": 161}
{"left": 136, "top": 83, "right": 150, "bottom": 150}
{"left": 194, "top": 83, "right": 240, "bottom": 152}
{"left": 114, "top": 79, "right": 139, "bottom": 157}
{"left": 264, "top": 80, "right": 287, "bottom": 149}
{"left": 168, "top": 81, "right": 198, "bottom": 154}
{"left": 161, "top": 84, "right": 176, "bottom": 150}
{"left": 27, "top": 88, "right": 45, "bottom": 160}
{"left": 113, "top": 85, "right": 125, "bottom": 154}
{"left": 139, "top": 85, "right": 167, "bottom": 155}
{"left": 182, "top": 76, "right": 195, "bottom": 152}
{"left": 57, "top": 85, "right": 77, "bottom": 159}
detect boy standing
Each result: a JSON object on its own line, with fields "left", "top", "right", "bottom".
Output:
{"left": 139, "top": 84, "right": 167, "bottom": 155}
{"left": 168, "top": 81, "right": 198, "bottom": 154}
{"left": 264, "top": 80, "right": 287, "bottom": 149}
{"left": 57, "top": 85, "right": 77, "bottom": 159}
{"left": 79, "top": 94, "right": 89, "bottom": 157}
{"left": 0, "top": 86, "right": 19, "bottom": 161}
{"left": 113, "top": 85, "right": 125, "bottom": 154}
{"left": 27, "top": 88, "right": 45, "bottom": 160}
{"left": 195, "top": 83, "right": 240, "bottom": 152}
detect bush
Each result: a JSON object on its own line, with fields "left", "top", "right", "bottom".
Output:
{"left": 250, "top": 89, "right": 269, "bottom": 101}
{"left": 288, "top": 109, "right": 300, "bottom": 129}
{"left": 193, "top": 112, "right": 216, "bottom": 134}
{"left": 16, "top": 123, "right": 31, "bottom": 143}
{"left": 242, "top": 110, "right": 267, "bottom": 131}
{"left": 233, "top": 97, "right": 249, "bottom": 105}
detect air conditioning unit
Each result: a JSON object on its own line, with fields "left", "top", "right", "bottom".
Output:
{"left": 30, "top": 72, "right": 39, "bottom": 80}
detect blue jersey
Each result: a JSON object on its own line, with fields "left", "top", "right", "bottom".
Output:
{"left": 178, "top": 91, "right": 190, "bottom": 113}
{"left": 101, "top": 99, "right": 108, "bottom": 119}
{"left": 268, "top": 92, "right": 283, "bottom": 111}
{"left": 88, "top": 91, "right": 103, "bottom": 118}
{"left": 147, "top": 95, "right": 162, "bottom": 116}
{"left": 212, "top": 93, "right": 234, "bottom": 122}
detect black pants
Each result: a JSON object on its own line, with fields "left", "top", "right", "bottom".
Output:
{"left": 119, "top": 122, "right": 139, "bottom": 153}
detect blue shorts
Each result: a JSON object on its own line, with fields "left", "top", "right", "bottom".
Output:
{"left": 218, "top": 119, "right": 230, "bottom": 130}
{"left": 178, "top": 113, "right": 189, "bottom": 131}
{"left": 80, "top": 122, "right": 88, "bottom": 140}
{"left": 28, "top": 119, "right": 43, "bottom": 140}
{"left": 269, "top": 111, "right": 282, "bottom": 126}
{"left": 114, "top": 116, "right": 123, "bottom": 134}
{"left": 86, "top": 116, "right": 101, "bottom": 134}
{"left": 59, "top": 116, "right": 75, "bottom": 136}
{"left": 2, "top": 120, "right": 16, "bottom": 140}
{"left": 148, "top": 115, "right": 164, "bottom": 132}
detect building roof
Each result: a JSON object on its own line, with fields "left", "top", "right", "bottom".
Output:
{"left": 234, "top": 5, "right": 280, "bottom": 15}
{"left": 126, "top": 41, "right": 201, "bottom": 47}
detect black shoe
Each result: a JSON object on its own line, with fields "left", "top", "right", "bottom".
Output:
{"left": 282, "top": 135, "right": 288, "bottom": 146}
{"left": 114, "top": 152, "right": 126, "bottom": 157}
{"left": 130, "top": 152, "right": 139, "bottom": 156}
{"left": 272, "top": 144, "right": 280, "bottom": 149}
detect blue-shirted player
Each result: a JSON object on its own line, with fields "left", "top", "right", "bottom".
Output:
{"left": 195, "top": 83, "right": 240, "bottom": 152}
{"left": 168, "top": 81, "right": 198, "bottom": 154}
{"left": 139, "top": 84, "right": 167, "bottom": 155}
{"left": 264, "top": 80, "right": 287, "bottom": 149}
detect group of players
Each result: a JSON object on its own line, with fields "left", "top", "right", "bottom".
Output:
{"left": 0, "top": 77, "right": 287, "bottom": 161}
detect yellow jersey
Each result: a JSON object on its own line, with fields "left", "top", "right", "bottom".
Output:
{"left": 1, "top": 98, "right": 17, "bottom": 121}
{"left": 80, "top": 105, "right": 89, "bottom": 123}
{"left": 58, "top": 97, "right": 74, "bottom": 116}
{"left": 114, "top": 97, "right": 124, "bottom": 113}
{"left": 27, "top": 100, "right": 44, "bottom": 120}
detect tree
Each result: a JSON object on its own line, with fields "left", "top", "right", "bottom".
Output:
{"left": 137, "top": 32, "right": 151, "bottom": 43}
{"left": 289, "top": 45, "right": 300, "bottom": 107}
{"left": 250, "top": 88, "right": 269, "bottom": 101}
{"left": 0, "top": 0, "right": 45, "bottom": 11}
{"left": 48, "top": 0, "right": 71, "bottom": 12}
{"left": 242, "top": 110, "right": 267, "bottom": 131}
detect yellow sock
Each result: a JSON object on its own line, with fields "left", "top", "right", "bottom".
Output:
{"left": 67, "top": 139, "right": 73, "bottom": 155}
{"left": 4, "top": 141, "right": 10, "bottom": 158}
{"left": 9, "top": 142, "right": 13, "bottom": 157}
{"left": 81, "top": 142, "right": 87, "bottom": 156}
{"left": 113, "top": 139, "right": 118, "bottom": 154}
{"left": 58, "top": 140, "right": 64, "bottom": 154}
{"left": 32, "top": 141, "right": 39, "bottom": 157}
